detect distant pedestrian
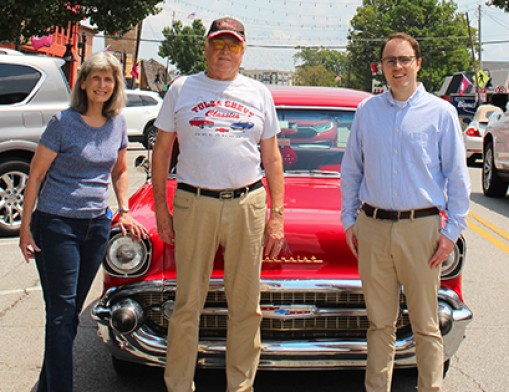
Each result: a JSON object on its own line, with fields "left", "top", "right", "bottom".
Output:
{"left": 341, "top": 32, "right": 470, "bottom": 391}
{"left": 19, "top": 51, "right": 146, "bottom": 392}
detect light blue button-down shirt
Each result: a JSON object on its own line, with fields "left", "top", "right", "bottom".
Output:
{"left": 341, "top": 83, "right": 470, "bottom": 242}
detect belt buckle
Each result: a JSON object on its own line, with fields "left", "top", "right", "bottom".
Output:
{"left": 219, "top": 190, "right": 234, "bottom": 200}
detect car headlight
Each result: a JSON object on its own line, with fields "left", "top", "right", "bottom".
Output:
{"left": 104, "top": 233, "right": 151, "bottom": 277}
{"left": 441, "top": 236, "right": 465, "bottom": 279}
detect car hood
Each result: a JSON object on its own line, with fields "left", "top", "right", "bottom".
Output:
{"left": 121, "top": 177, "right": 359, "bottom": 285}
{"left": 258, "top": 177, "right": 358, "bottom": 280}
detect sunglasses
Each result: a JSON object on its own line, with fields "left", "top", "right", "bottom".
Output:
{"left": 381, "top": 56, "right": 416, "bottom": 67}
{"left": 210, "top": 39, "right": 244, "bottom": 54}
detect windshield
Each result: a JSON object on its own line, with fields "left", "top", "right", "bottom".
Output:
{"left": 166, "top": 109, "right": 356, "bottom": 176}
{"left": 277, "top": 109, "right": 355, "bottom": 173}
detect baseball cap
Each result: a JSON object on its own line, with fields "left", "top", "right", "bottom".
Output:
{"left": 207, "top": 17, "right": 246, "bottom": 42}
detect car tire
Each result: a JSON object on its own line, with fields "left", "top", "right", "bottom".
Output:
{"left": 143, "top": 123, "right": 158, "bottom": 149}
{"left": 443, "top": 359, "right": 450, "bottom": 377}
{"left": 0, "top": 160, "right": 30, "bottom": 236}
{"left": 111, "top": 355, "right": 149, "bottom": 376}
{"left": 466, "top": 155, "right": 477, "bottom": 167}
{"left": 400, "top": 359, "right": 450, "bottom": 378}
{"left": 482, "top": 141, "right": 509, "bottom": 197}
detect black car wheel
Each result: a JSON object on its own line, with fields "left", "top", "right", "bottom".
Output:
{"left": 400, "top": 359, "right": 450, "bottom": 378}
{"left": 0, "top": 160, "right": 30, "bottom": 236}
{"left": 143, "top": 123, "right": 158, "bottom": 149}
{"left": 466, "top": 155, "right": 477, "bottom": 167}
{"left": 443, "top": 359, "right": 450, "bottom": 377}
{"left": 482, "top": 141, "right": 509, "bottom": 197}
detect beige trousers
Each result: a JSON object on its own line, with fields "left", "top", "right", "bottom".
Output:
{"left": 354, "top": 211, "right": 444, "bottom": 392}
{"left": 164, "top": 187, "right": 267, "bottom": 392}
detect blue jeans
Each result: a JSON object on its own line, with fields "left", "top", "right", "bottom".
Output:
{"left": 31, "top": 210, "right": 111, "bottom": 392}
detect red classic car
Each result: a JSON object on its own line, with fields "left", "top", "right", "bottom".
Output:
{"left": 93, "top": 85, "right": 472, "bottom": 375}
{"left": 189, "top": 117, "right": 215, "bottom": 128}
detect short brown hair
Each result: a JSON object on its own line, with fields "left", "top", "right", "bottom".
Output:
{"left": 380, "top": 32, "right": 422, "bottom": 60}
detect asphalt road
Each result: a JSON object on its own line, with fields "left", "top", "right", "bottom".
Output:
{"left": 0, "top": 149, "right": 508, "bottom": 392}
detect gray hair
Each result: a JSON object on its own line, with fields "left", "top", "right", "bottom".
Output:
{"left": 70, "top": 51, "right": 126, "bottom": 118}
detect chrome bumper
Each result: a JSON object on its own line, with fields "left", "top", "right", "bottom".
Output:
{"left": 92, "top": 280, "right": 473, "bottom": 370}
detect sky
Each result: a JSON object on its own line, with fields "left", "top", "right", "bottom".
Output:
{"left": 93, "top": 0, "right": 509, "bottom": 72}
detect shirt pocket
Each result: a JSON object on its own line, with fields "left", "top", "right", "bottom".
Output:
{"left": 408, "top": 131, "right": 434, "bottom": 166}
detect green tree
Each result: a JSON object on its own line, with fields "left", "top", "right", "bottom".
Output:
{"left": 293, "top": 47, "right": 359, "bottom": 87}
{"left": 159, "top": 19, "right": 207, "bottom": 75}
{"left": 347, "top": 0, "right": 472, "bottom": 92}
{"left": 294, "top": 65, "right": 337, "bottom": 87}
{"left": 487, "top": 0, "right": 509, "bottom": 11}
{"left": 0, "top": 0, "right": 161, "bottom": 49}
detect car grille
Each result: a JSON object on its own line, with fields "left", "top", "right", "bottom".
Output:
{"left": 136, "top": 291, "right": 411, "bottom": 339}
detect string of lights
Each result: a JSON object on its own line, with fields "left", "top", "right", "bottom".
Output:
{"left": 110, "top": 0, "right": 509, "bottom": 71}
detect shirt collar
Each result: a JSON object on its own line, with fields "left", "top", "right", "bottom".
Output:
{"left": 385, "top": 82, "right": 426, "bottom": 107}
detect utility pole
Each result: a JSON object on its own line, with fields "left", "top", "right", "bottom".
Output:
{"left": 466, "top": 12, "right": 480, "bottom": 103}
{"left": 478, "top": 4, "right": 482, "bottom": 72}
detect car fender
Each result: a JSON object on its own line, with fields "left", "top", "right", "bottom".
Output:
{"left": 0, "top": 139, "right": 38, "bottom": 155}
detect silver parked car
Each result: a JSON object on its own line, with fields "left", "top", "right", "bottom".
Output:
{"left": 482, "top": 107, "right": 509, "bottom": 197}
{"left": 123, "top": 90, "right": 162, "bottom": 148}
{"left": 0, "top": 52, "right": 70, "bottom": 235}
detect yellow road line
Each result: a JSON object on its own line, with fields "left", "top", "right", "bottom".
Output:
{"left": 467, "top": 218, "right": 509, "bottom": 254}
{"left": 468, "top": 211, "right": 509, "bottom": 241}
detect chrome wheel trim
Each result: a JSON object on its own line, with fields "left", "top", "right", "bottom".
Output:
{"left": 483, "top": 147, "right": 493, "bottom": 191}
{"left": 0, "top": 170, "right": 27, "bottom": 229}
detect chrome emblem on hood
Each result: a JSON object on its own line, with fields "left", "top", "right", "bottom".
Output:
{"left": 261, "top": 305, "right": 318, "bottom": 319}
{"left": 263, "top": 256, "right": 323, "bottom": 263}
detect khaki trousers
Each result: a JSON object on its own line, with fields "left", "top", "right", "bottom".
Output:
{"left": 164, "top": 187, "right": 267, "bottom": 392}
{"left": 354, "top": 211, "right": 443, "bottom": 392}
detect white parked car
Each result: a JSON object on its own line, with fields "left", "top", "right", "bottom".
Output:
{"left": 482, "top": 107, "right": 509, "bottom": 197}
{"left": 123, "top": 90, "right": 162, "bottom": 148}
{"left": 463, "top": 104, "right": 502, "bottom": 166}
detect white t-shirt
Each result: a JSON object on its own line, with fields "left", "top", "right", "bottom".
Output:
{"left": 155, "top": 72, "right": 280, "bottom": 189}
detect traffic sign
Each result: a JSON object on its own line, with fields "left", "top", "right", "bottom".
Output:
{"left": 474, "top": 70, "right": 490, "bottom": 88}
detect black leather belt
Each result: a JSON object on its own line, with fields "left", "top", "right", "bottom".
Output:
{"left": 177, "top": 180, "right": 263, "bottom": 200}
{"left": 362, "top": 203, "right": 439, "bottom": 221}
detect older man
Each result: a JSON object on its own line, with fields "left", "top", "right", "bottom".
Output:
{"left": 152, "top": 16, "right": 285, "bottom": 392}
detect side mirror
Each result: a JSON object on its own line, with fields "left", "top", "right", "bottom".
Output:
{"left": 135, "top": 155, "right": 149, "bottom": 174}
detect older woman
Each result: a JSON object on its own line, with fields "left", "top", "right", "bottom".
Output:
{"left": 19, "top": 51, "right": 145, "bottom": 392}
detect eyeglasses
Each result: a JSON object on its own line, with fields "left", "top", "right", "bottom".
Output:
{"left": 381, "top": 56, "right": 416, "bottom": 67}
{"left": 209, "top": 39, "right": 244, "bottom": 54}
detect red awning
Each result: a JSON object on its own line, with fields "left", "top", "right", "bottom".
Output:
{"left": 20, "top": 43, "right": 74, "bottom": 59}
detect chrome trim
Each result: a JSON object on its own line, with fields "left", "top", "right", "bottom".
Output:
{"left": 441, "top": 235, "right": 466, "bottom": 280}
{"left": 200, "top": 306, "right": 368, "bottom": 319}
{"left": 103, "top": 230, "right": 152, "bottom": 278}
{"left": 110, "top": 299, "right": 144, "bottom": 334}
{"left": 275, "top": 105, "right": 356, "bottom": 112}
{"left": 93, "top": 279, "right": 473, "bottom": 370}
